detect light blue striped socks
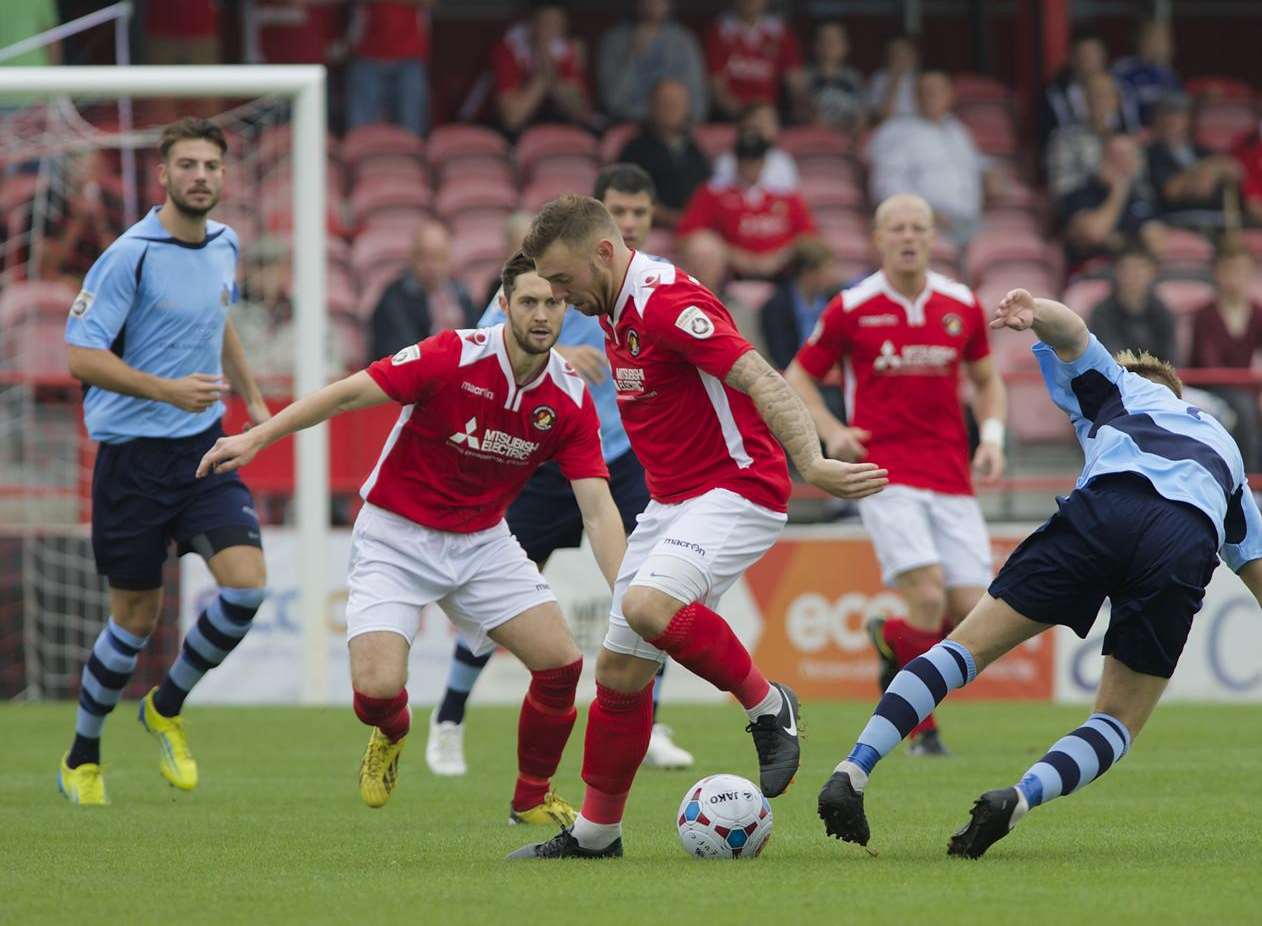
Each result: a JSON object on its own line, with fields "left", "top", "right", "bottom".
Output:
{"left": 1015, "top": 713, "right": 1132, "bottom": 809}
{"left": 67, "top": 618, "right": 150, "bottom": 767}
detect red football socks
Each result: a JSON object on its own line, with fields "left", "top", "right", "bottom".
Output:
{"left": 512, "top": 659, "right": 582, "bottom": 812}
{"left": 648, "top": 602, "right": 769, "bottom": 707}
{"left": 882, "top": 618, "right": 943, "bottom": 738}
{"left": 579, "top": 682, "right": 654, "bottom": 824}
{"left": 352, "top": 689, "right": 411, "bottom": 743}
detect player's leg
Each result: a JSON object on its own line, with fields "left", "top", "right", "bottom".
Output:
{"left": 350, "top": 630, "right": 413, "bottom": 808}
{"left": 426, "top": 638, "right": 488, "bottom": 777}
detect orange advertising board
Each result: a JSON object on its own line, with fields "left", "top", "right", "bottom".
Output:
{"left": 746, "top": 534, "right": 1053, "bottom": 701}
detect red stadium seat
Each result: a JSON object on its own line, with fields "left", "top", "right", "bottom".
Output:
{"left": 438, "top": 158, "right": 515, "bottom": 188}
{"left": 1060, "top": 276, "right": 1111, "bottom": 317}
{"left": 1186, "top": 76, "right": 1255, "bottom": 102}
{"left": 694, "top": 123, "right": 737, "bottom": 160}
{"left": 520, "top": 177, "right": 589, "bottom": 213}
{"left": 351, "top": 156, "right": 428, "bottom": 187}
{"left": 1006, "top": 350, "right": 1075, "bottom": 443}
{"left": 340, "top": 124, "right": 425, "bottom": 166}
{"left": 8, "top": 316, "right": 70, "bottom": 376}
{"left": 779, "top": 126, "right": 851, "bottom": 159}
{"left": 799, "top": 174, "right": 864, "bottom": 211}
{"left": 351, "top": 229, "right": 412, "bottom": 278}
{"left": 980, "top": 209, "right": 1043, "bottom": 236}
{"left": 957, "top": 102, "right": 1019, "bottom": 157}
{"left": 515, "top": 124, "right": 598, "bottom": 175}
{"left": 814, "top": 207, "right": 869, "bottom": 240}
{"left": 953, "top": 73, "right": 1014, "bottom": 104}
{"left": 458, "top": 259, "right": 505, "bottom": 302}
{"left": 601, "top": 122, "right": 640, "bottom": 164}
{"left": 1162, "top": 227, "right": 1216, "bottom": 268}
{"left": 965, "top": 228, "right": 1061, "bottom": 284}
{"left": 0, "top": 280, "right": 77, "bottom": 327}
{"left": 327, "top": 267, "right": 357, "bottom": 317}
{"left": 529, "top": 157, "right": 598, "bottom": 189}
{"left": 797, "top": 156, "right": 862, "bottom": 186}
{"left": 1194, "top": 101, "right": 1257, "bottom": 152}
{"left": 726, "top": 280, "right": 775, "bottom": 312}
{"left": 434, "top": 179, "right": 519, "bottom": 221}
{"left": 350, "top": 177, "right": 431, "bottom": 226}
{"left": 450, "top": 232, "right": 505, "bottom": 268}
{"left": 1155, "top": 278, "right": 1216, "bottom": 316}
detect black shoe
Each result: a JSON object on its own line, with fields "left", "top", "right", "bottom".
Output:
{"left": 947, "top": 788, "right": 1023, "bottom": 859}
{"left": 865, "top": 617, "right": 898, "bottom": 692}
{"left": 818, "top": 770, "right": 870, "bottom": 846}
{"left": 506, "top": 827, "right": 623, "bottom": 860}
{"left": 907, "top": 729, "right": 950, "bottom": 756}
{"left": 745, "top": 682, "right": 800, "bottom": 798}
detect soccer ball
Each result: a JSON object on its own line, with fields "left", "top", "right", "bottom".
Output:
{"left": 676, "top": 774, "right": 773, "bottom": 859}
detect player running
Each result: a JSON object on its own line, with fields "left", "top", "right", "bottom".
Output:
{"left": 427, "top": 164, "right": 693, "bottom": 777}
{"left": 786, "top": 193, "right": 1007, "bottom": 755}
{"left": 818, "top": 288, "right": 1262, "bottom": 857}
{"left": 57, "top": 118, "right": 270, "bottom": 805}
{"left": 197, "top": 252, "right": 627, "bottom": 826}
{"left": 510, "top": 195, "right": 889, "bottom": 860}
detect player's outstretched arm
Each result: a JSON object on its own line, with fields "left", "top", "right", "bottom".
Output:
{"left": 725, "top": 349, "right": 888, "bottom": 500}
{"left": 572, "top": 477, "right": 628, "bottom": 590}
{"left": 990, "top": 288, "right": 1090, "bottom": 363}
{"left": 196, "top": 370, "right": 389, "bottom": 477}
{"left": 784, "top": 360, "right": 870, "bottom": 462}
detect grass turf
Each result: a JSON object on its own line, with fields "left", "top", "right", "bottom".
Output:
{"left": 2, "top": 701, "right": 1258, "bottom": 925}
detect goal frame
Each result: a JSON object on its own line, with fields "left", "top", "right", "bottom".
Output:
{"left": 0, "top": 66, "right": 330, "bottom": 703}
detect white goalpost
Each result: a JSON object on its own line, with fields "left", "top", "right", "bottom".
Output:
{"left": 0, "top": 66, "right": 329, "bottom": 703}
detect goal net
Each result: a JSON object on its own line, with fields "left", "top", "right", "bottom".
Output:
{"left": 0, "top": 66, "right": 329, "bottom": 702}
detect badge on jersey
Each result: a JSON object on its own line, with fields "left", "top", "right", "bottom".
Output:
{"left": 627, "top": 329, "right": 641, "bottom": 357}
{"left": 69, "top": 289, "right": 95, "bottom": 319}
{"left": 942, "top": 313, "right": 963, "bottom": 337}
{"left": 531, "top": 404, "right": 556, "bottom": 431}
{"left": 676, "top": 305, "right": 714, "bottom": 340}
{"left": 392, "top": 344, "right": 422, "bottom": 365}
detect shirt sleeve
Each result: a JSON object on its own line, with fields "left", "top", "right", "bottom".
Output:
{"left": 792, "top": 294, "right": 849, "bottom": 379}
{"left": 1222, "top": 485, "right": 1262, "bottom": 572}
{"left": 1032, "top": 334, "right": 1123, "bottom": 421}
{"left": 64, "top": 240, "right": 142, "bottom": 349}
{"left": 364, "top": 329, "right": 460, "bottom": 406}
{"left": 962, "top": 294, "right": 991, "bottom": 362}
{"left": 790, "top": 193, "right": 816, "bottom": 235}
{"left": 704, "top": 23, "right": 725, "bottom": 77}
{"left": 553, "top": 390, "right": 610, "bottom": 482}
{"left": 641, "top": 287, "right": 754, "bottom": 381}
{"left": 779, "top": 27, "right": 803, "bottom": 71}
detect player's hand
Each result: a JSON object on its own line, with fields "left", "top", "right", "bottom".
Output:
{"left": 196, "top": 432, "right": 263, "bottom": 478}
{"left": 557, "top": 345, "right": 608, "bottom": 385}
{"left": 243, "top": 399, "right": 271, "bottom": 431}
{"left": 161, "top": 373, "right": 229, "bottom": 412}
{"left": 990, "top": 289, "right": 1036, "bottom": 332}
{"left": 823, "top": 426, "right": 870, "bottom": 462}
{"left": 972, "top": 441, "right": 1005, "bottom": 484}
{"left": 803, "top": 458, "right": 889, "bottom": 500}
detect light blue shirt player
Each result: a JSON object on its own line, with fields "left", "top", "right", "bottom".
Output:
{"left": 65, "top": 206, "right": 239, "bottom": 443}
{"left": 1036, "top": 333, "right": 1262, "bottom": 571}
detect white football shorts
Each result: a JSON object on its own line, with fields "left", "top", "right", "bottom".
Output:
{"left": 857, "top": 483, "right": 993, "bottom": 587}
{"left": 344, "top": 503, "right": 556, "bottom": 657}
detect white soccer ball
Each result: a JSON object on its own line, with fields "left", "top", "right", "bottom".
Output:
{"left": 676, "top": 773, "right": 773, "bottom": 859}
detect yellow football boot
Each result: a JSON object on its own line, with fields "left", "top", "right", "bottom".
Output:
{"left": 138, "top": 688, "right": 198, "bottom": 791}
{"left": 508, "top": 791, "right": 578, "bottom": 827}
{"left": 57, "top": 754, "right": 108, "bottom": 805}
{"left": 359, "top": 727, "right": 406, "bottom": 808}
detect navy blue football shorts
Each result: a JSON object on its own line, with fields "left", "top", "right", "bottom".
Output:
{"left": 90, "top": 421, "right": 262, "bottom": 590}
{"left": 507, "top": 448, "right": 649, "bottom": 564}
{"left": 988, "top": 473, "right": 1219, "bottom": 679}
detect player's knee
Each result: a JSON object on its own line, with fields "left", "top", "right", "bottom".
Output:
{"left": 349, "top": 643, "right": 408, "bottom": 699}
{"left": 110, "top": 589, "right": 162, "bottom": 636}
{"left": 621, "top": 585, "right": 678, "bottom": 639}
{"left": 903, "top": 578, "right": 946, "bottom": 627}
{"left": 594, "top": 647, "right": 657, "bottom": 694}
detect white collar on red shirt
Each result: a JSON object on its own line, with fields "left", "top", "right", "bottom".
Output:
{"left": 611, "top": 249, "right": 644, "bottom": 327}
{"left": 718, "top": 12, "right": 785, "bottom": 44}
{"left": 853, "top": 270, "right": 973, "bottom": 327}
{"left": 504, "top": 21, "right": 570, "bottom": 67}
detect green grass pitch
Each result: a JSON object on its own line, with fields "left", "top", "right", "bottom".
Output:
{"left": 2, "top": 700, "right": 1259, "bottom": 925}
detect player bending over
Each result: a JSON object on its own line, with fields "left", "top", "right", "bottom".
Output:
{"left": 817, "top": 288, "right": 1262, "bottom": 858}
{"left": 198, "top": 253, "right": 627, "bottom": 826}
{"left": 510, "top": 195, "right": 888, "bottom": 860}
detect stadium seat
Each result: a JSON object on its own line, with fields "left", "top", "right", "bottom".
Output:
{"left": 351, "top": 157, "right": 428, "bottom": 187}
{"left": 600, "top": 122, "right": 639, "bottom": 164}
{"left": 458, "top": 259, "right": 505, "bottom": 303}
{"left": 814, "top": 207, "right": 869, "bottom": 238}
{"left": 965, "top": 228, "right": 1060, "bottom": 284}
{"left": 1186, "top": 76, "right": 1255, "bottom": 101}
{"left": 980, "top": 209, "right": 1043, "bottom": 236}
{"left": 957, "top": 102, "right": 1019, "bottom": 157}
{"left": 1006, "top": 355, "right": 1075, "bottom": 442}
{"left": 1240, "top": 228, "right": 1262, "bottom": 259}
{"left": 529, "top": 157, "right": 598, "bottom": 189}
{"left": 427, "top": 124, "right": 510, "bottom": 171}
{"left": 1059, "top": 276, "right": 1111, "bottom": 317}
{"left": 438, "top": 157, "right": 515, "bottom": 188}
{"left": 644, "top": 228, "right": 677, "bottom": 261}
{"left": 349, "top": 178, "right": 432, "bottom": 226}
{"left": 694, "top": 123, "right": 737, "bottom": 161}
{"left": 520, "top": 177, "right": 588, "bottom": 214}
{"left": 975, "top": 267, "right": 1057, "bottom": 321}
{"left": 351, "top": 229, "right": 412, "bottom": 278}
{"left": 0, "top": 280, "right": 77, "bottom": 328}
{"left": 327, "top": 267, "right": 357, "bottom": 317}
{"left": 1155, "top": 278, "right": 1216, "bottom": 316}
{"left": 10, "top": 316, "right": 70, "bottom": 376}
{"left": 1162, "top": 227, "right": 1216, "bottom": 268}
{"left": 434, "top": 179, "right": 519, "bottom": 221}
{"left": 340, "top": 123, "right": 425, "bottom": 167}
{"left": 1194, "top": 100, "right": 1256, "bottom": 152}
{"left": 953, "top": 73, "right": 1014, "bottom": 104}
{"left": 450, "top": 232, "right": 505, "bottom": 268}
{"left": 330, "top": 310, "right": 367, "bottom": 371}
{"left": 515, "top": 124, "right": 598, "bottom": 175}
{"left": 779, "top": 125, "right": 851, "bottom": 159}
{"left": 797, "top": 156, "right": 862, "bottom": 187}
{"left": 799, "top": 174, "right": 864, "bottom": 211}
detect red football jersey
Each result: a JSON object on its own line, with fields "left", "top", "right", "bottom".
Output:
{"left": 794, "top": 271, "right": 991, "bottom": 496}
{"left": 705, "top": 13, "right": 803, "bottom": 107}
{"left": 492, "top": 23, "right": 587, "bottom": 95}
{"left": 600, "top": 251, "right": 790, "bottom": 512}
{"left": 677, "top": 183, "right": 815, "bottom": 254}
{"left": 362, "top": 326, "right": 608, "bottom": 533}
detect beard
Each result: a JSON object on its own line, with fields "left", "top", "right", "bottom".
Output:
{"left": 168, "top": 186, "right": 219, "bottom": 218}
{"left": 509, "top": 322, "right": 556, "bottom": 355}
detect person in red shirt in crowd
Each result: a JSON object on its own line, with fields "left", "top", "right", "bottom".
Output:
{"left": 510, "top": 194, "right": 887, "bottom": 859}
{"left": 785, "top": 193, "right": 1008, "bottom": 756}
{"left": 705, "top": 0, "right": 806, "bottom": 121}
{"left": 493, "top": 0, "right": 592, "bottom": 135}
{"left": 1232, "top": 126, "right": 1262, "bottom": 227}
{"left": 677, "top": 132, "right": 817, "bottom": 281}
{"left": 346, "top": 1, "right": 434, "bottom": 136}
{"left": 146, "top": 0, "right": 220, "bottom": 65}
{"left": 246, "top": 0, "right": 346, "bottom": 66}
{"left": 196, "top": 251, "right": 627, "bottom": 826}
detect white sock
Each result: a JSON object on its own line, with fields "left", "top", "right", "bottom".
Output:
{"left": 834, "top": 759, "right": 869, "bottom": 793}
{"left": 571, "top": 814, "right": 621, "bottom": 850}
{"left": 744, "top": 684, "right": 783, "bottom": 722}
{"left": 1009, "top": 789, "right": 1029, "bottom": 829}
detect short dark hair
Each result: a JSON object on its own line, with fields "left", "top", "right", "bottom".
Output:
{"left": 500, "top": 249, "right": 537, "bottom": 300}
{"left": 160, "top": 117, "right": 228, "bottom": 160}
{"left": 521, "top": 195, "right": 620, "bottom": 260}
{"left": 594, "top": 162, "right": 656, "bottom": 202}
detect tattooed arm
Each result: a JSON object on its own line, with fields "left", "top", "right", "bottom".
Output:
{"left": 725, "top": 350, "right": 888, "bottom": 500}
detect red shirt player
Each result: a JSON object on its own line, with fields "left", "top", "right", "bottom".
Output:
{"left": 197, "top": 253, "right": 627, "bottom": 826}
{"left": 510, "top": 194, "right": 888, "bottom": 860}
{"left": 705, "top": 0, "right": 806, "bottom": 120}
{"left": 787, "top": 193, "right": 1008, "bottom": 755}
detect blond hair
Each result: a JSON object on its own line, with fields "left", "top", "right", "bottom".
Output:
{"left": 1115, "top": 349, "right": 1183, "bottom": 398}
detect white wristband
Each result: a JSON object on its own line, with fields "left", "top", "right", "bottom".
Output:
{"left": 981, "top": 417, "right": 1005, "bottom": 448}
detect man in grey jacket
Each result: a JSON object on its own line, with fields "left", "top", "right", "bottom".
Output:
{"left": 598, "top": 0, "right": 707, "bottom": 124}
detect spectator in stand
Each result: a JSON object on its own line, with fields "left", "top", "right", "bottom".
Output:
{"left": 1190, "top": 243, "right": 1262, "bottom": 470}
{"left": 617, "top": 78, "right": 711, "bottom": 228}
{"left": 1231, "top": 128, "right": 1262, "bottom": 227}
{"left": 705, "top": 0, "right": 806, "bottom": 122}
{"left": 1047, "top": 72, "right": 1138, "bottom": 199}
{"left": 1040, "top": 31, "right": 1139, "bottom": 146}
{"left": 798, "top": 21, "right": 865, "bottom": 131}
{"left": 145, "top": 0, "right": 220, "bottom": 65}
{"left": 1147, "top": 92, "right": 1241, "bottom": 229}
{"left": 677, "top": 131, "right": 817, "bottom": 281}
{"left": 346, "top": 1, "right": 433, "bottom": 137}
{"left": 481, "top": 211, "right": 534, "bottom": 307}
{"left": 1059, "top": 134, "right": 1164, "bottom": 273}
{"left": 711, "top": 101, "right": 798, "bottom": 193}
{"left": 369, "top": 222, "right": 478, "bottom": 360}
{"left": 38, "top": 152, "right": 124, "bottom": 284}
{"left": 245, "top": 1, "right": 346, "bottom": 65}
{"left": 1113, "top": 18, "right": 1181, "bottom": 128}
{"left": 758, "top": 238, "right": 842, "bottom": 370}
{"left": 1088, "top": 246, "right": 1177, "bottom": 361}
{"left": 598, "top": 0, "right": 707, "bottom": 124}
{"left": 866, "top": 34, "right": 919, "bottom": 124}
{"left": 867, "top": 71, "right": 1004, "bottom": 246}
{"left": 492, "top": 0, "right": 592, "bottom": 136}
{"left": 0, "top": 0, "right": 60, "bottom": 69}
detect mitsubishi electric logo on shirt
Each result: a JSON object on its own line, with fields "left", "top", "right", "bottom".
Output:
{"left": 872, "top": 340, "right": 957, "bottom": 373}
{"left": 448, "top": 417, "right": 540, "bottom": 461}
